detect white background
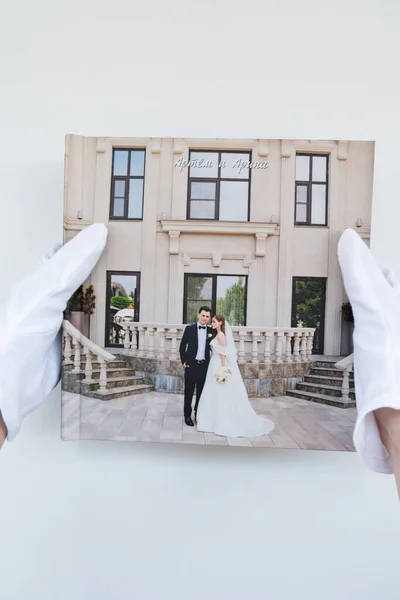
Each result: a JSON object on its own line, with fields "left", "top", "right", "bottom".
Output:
{"left": 1, "top": 1, "right": 399, "bottom": 598}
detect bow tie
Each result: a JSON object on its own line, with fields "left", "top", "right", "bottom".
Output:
{"left": 198, "top": 325, "right": 206, "bottom": 330}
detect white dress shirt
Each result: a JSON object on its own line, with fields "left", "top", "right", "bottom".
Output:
{"left": 195, "top": 321, "right": 207, "bottom": 360}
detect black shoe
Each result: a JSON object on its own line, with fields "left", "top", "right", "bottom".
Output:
{"left": 185, "top": 416, "right": 194, "bottom": 427}
{"left": 194, "top": 413, "right": 197, "bottom": 422}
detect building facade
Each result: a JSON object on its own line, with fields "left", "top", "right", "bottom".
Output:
{"left": 63, "top": 136, "right": 374, "bottom": 356}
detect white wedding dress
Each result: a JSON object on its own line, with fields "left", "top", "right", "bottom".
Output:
{"left": 196, "top": 322, "right": 274, "bottom": 438}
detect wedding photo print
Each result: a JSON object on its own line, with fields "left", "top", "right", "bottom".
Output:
{"left": 61, "top": 135, "right": 375, "bottom": 451}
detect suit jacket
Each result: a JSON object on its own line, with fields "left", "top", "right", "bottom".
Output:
{"left": 179, "top": 323, "right": 213, "bottom": 365}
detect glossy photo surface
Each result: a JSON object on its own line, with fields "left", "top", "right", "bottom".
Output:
{"left": 61, "top": 136, "right": 375, "bottom": 451}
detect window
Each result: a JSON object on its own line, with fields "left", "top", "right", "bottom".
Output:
{"left": 187, "top": 150, "right": 251, "bottom": 221}
{"left": 110, "top": 149, "right": 146, "bottom": 220}
{"left": 295, "top": 153, "right": 329, "bottom": 226}
{"left": 105, "top": 271, "right": 140, "bottom": 347}
{"left": 183, "top": 274, "right": 247, "bottom": 325}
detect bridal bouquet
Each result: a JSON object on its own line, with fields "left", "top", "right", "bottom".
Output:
{"left": 215, "top": 366, "right": 232, "bottom": 384}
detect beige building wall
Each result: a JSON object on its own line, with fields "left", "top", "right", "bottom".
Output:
{"left": 64, "top": 135, "right": 374, "bottom": 356}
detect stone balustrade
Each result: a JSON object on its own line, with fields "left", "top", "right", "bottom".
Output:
{"left": 120, "top": 323, "right": 316, "bottom": 364}
{"left": 334, "top": 353, "right": 354, "bottom": 400}
{"left": 62, "top": 319, "right": 116, "bottom": 389}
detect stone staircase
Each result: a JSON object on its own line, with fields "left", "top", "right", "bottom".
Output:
{"left": 286, "top": 359, "right": 356, "bottom": 408}
{"left": 63, "top": 355, "right": 153, "bottom": 401}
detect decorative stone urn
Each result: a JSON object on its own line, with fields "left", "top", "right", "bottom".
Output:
{"left": 66, "top": 284, "right": 96, "bottom": 339}
{"left": 69, "top": 311, "right": 90, "bottom": 338}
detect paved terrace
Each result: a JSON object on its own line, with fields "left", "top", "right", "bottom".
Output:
{"left": 62, "top": 391, "right": 356, "bottom": 451}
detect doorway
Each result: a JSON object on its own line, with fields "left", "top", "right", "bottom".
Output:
{"left": 105, "top": 271, "right": 140, "bottom": 347}
{"left": 291, "top": 277, "right": 326, "bottom": 355}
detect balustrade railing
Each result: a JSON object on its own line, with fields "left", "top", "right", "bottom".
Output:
{"left": 334, "top": 353, "right": 354, "bottom": 400}
{"left": 120, "top": 323, "right": 316, "bottom": 364}
{"left": 62, "top": 319, "right": 116, "bottom": 390}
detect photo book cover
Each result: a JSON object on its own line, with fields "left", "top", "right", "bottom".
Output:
{"left": 61, "top": 135, "right": 375, "bottom": 451}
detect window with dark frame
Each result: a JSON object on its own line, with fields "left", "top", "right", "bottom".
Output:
{"left": 295, "top": 153, "right": 329, "bottom": 226}
{"left": 110, "top": 149, "right": 146, "bottom": 220}
{"left": 183, "top": 274, "right": 247, "bottom": 326}
{"left": 105, "top": 271, "right": 140, "bottom": 347}
{"left": 187, "top": 150, "right": 252, "bottom": 221}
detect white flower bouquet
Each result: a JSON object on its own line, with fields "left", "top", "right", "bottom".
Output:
{"left": 215, "top": 366, "right": 232, "bottom": 384}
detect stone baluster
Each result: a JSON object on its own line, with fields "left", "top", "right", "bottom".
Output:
{"left": 84, "top": 349, "right": 93, "bottom": 381}
{"left": 238, "top": 328, "right": 246, "bottom": 364}
{"left": 293, "top": 332, "right": 301, "bottom": 363}
{"left": 306, "top": 332, "right": 314, "bottom": 361}
{"left": 178, "top": 328, "right": 185, "bottom": 355}
{"left": 342, "top": 366, "right": 350, "bottom": 400}
{"left": 300, "top": 332, "right": 307, "bottom": 362}
{"left": 143, "top": 326, "right": 150, "bottom": 356}
{"left": 63, "top": 332, "right": 73, "bottom": 365}
{"left": 251, "top": 331, "right": 260, "bottom": 364}
{"left": 130, "top": 325, "right": 138, "bottom": 353}
{"left": 158, "top": 327, "right": 166, "bottom": 360}
{"left": 73, "top": 338, "right": 82, "bottom": 372}
{"left": 284, "top": 332, "right": 293, "bottom": 363}
{"left": 124, "top": 326, "right": 131, "bottom": 349}
{"left": 264, "top": 332, "right": 272, "bottom": 364}
{"left": 147, "top": 327, "right": 155, "bottom": 358}
{"left": 169, "top": 328, "right": 178, "bottom": 360}
{"left": 275, "top": 332, "right": 283, "bottom": 364}
{"left": 138, "top": 326, "right": 146, "bottom": 357}
{"left": 98, "top": 358, "right": 107, "bottom": 391}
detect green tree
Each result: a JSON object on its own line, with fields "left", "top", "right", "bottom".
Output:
{"left": 292, "top": 280, "right": 322, "bottom": 328}
{"left": 217, "top": 277, "right": 245, "bottom": 325}
{"left": 185, "top": 276, "right": 211, "bottom": 323}
{"left": 291, "top": 279, "right": 325, "bottom": 353}
{"left": 110, "top": 296, "right": 134, "bottom": 310}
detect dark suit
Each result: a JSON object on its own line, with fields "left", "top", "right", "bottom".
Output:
{"left": 179, "top": 323, "right": 213, "bottom": 418}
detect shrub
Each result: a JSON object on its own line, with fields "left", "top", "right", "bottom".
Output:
{"left": 66, "top": 285, "right": 96, "bottom": 315}
{"left": 110, "top": 296, "right": 134, "bottom": 310}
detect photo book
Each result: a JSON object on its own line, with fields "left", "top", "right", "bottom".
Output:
{"left": 61, "top": 135, "right": 375, "bottom": 451}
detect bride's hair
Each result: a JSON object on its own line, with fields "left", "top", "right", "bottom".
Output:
{"left": 213, "top": 314, "right": 225, "bottom": 334}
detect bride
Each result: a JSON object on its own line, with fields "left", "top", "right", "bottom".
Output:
{"left": 196, "top": 314, "right": 274, "bottom": 438}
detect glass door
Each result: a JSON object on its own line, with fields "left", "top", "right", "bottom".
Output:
{"left": 291, "top": 277, "right": 326, "bottom": 354}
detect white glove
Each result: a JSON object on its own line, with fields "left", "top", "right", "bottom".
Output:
{"left": 337, "top": 228, "right": 400, "bottom": 474}
{"left": 0, "top": 224, "right": 108, "bottom": 442}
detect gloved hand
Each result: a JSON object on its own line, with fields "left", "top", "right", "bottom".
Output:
{"left": 337, "top": 228, "right": 400, "bottom": 476}
{"left": 0, "top": 223, "right": 108, "bottom": 446}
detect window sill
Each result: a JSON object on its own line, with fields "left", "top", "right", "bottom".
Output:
{"left": 159, "top": 219, "right": 279, "bottom": 236}
{"left": 109, "top": 217, "right": 143, "bottom": 222}
{"left": 294, "top": 223, "right": 328, "bottom": 228}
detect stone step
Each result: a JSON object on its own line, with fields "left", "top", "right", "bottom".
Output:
{"left": 296, "top": 382, "right": 356, "bottom": 399}
{"left": 311, "top": 367, "right": 354, "bottom": 379}
{"left": 76, "top": 368, "right": 135, "bottom": 380}
{"left": 65, "top": 356, "right": 129, "bottom": 368}
{"left": 304, "top": 374, "right": 355, "bottom": 389}
{"left": 83, "top": 376, "right": 145, "bottom": 391}
{"left": 315, "top": 360, "right": 345, "bottom": 368}
{"left": 64, "top": 361, "right": 130, "bottom": 373}
{"left": 286, "top": 389, "right": 356, "bottom": 409}
{"left": 85, "top": 384, "right": 154, "bottom": 401}
{"left": 79, "top": 360, "right": 129, "bottom": 370}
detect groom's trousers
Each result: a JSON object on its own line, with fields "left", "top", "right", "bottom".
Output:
{"left": 184, "top": 360, "right": 208, "bottom": 418}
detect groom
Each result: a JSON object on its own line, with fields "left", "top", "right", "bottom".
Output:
{"left": 179, "top": 306, "right": 213, "bottom": 426}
